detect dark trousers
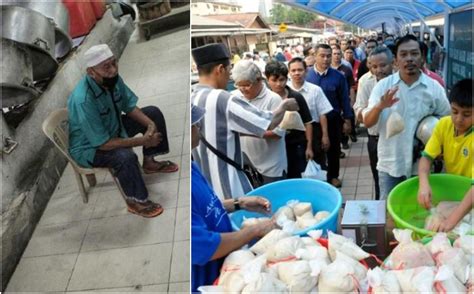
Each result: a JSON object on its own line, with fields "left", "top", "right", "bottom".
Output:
{"left": 262, "top": 171, "right": 287, "bottom": 185}
{"left": 368, "top": 135, "right": 380, "bottom": 200}
{"left": 326, "top": 112, "right": 342, "bottom": 181}
{"left": 92, "top": 106, "right": 169, "bottom": 201}
{"left": 286, "top": 142, "right": 307, "bottom": 178}
{"left": 122, "top": 106, "right": 170, "bottom": 157}
{"left": 312, "top": 122, "right": 327, "bottom": 170}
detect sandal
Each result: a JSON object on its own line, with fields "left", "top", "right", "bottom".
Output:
{"left": 127, "top": 200, "right": 164, "bottom": 218}
{"left": 143, "top": 160, "right": 179, "bottom": 174}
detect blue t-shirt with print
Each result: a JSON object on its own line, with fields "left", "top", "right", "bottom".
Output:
{"left": 191, "top": 162, "right": 233, "bottom": 292}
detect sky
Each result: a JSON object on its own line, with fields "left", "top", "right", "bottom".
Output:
{"left": 234, "top": 0, "right": 273, "bottom": 17}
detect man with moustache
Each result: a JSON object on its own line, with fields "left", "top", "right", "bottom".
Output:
{"left": 363, "top": 35, "right": 450, "bottom": 199}
{"left": 354, "top": 46, "right": 394, "bottom": 200}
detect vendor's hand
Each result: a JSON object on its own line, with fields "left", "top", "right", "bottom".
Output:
{"left": 281, "top": 98, "right": 299, "bottom": 112}
{"left": 240, "top": 196, "right": 271, "bottom": 215}
{"left": 305, "top": 148, "right": 314, "bottom": 160}
{"left": 377, "top": 87, "right": 399, "bottom": 110}
{"left": 321, "top": 135, "right": 330, "bottom": 151}
{"left": 427, "top": 215, "right": 456, "bottom": 232}
{"left": 252, "top": 219, "right": 277, "bottom": 238}
{"left": 417, "top": 185, "right": 432, "bottom": 209}
{"left": 343, "top": 120, "right": 351, "bottom": 135}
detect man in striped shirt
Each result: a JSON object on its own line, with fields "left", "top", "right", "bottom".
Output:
{"left": 191, "top": 43, "right": 298, "bottom": 200}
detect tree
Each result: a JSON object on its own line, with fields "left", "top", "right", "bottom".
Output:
{"left": 270, "top": 3, "right": 316, "bottom": 26}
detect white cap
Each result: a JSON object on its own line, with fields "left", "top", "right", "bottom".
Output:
{"left": 84, "top": 44, "right": 114, "bottom": 68}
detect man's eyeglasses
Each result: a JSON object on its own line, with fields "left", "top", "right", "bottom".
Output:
{"left": 234, "top": 79, "right": 259, "bottom": 90}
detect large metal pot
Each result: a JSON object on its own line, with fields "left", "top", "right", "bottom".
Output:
{"left": 0, "top": 39, "right": 39, "bottom": 107}
{"left": 1, "top": 5, "right": 58, "bottom": 81}
{"left": 416, "top": 116, "right": 440, "bottom": 145}
{"left": 12, "top": 1, "right": 73, "bottom": 59}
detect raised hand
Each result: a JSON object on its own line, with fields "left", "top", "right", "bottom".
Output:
{"left": 378, "top": 86, "right": 400, "bottom": 110}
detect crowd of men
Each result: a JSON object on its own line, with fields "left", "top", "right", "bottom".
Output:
{"left": 193, "top": 33, "right": 451, "bottom": 200}
{"left": 191, "top": 35, "right": 472, "bottom": 291}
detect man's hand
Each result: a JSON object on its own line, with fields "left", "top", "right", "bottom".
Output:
{"left": 377, "top": 87, "right": 400, "bottom": 110}
{"left": 147, "top": 122, "right": 157, "bottom": 136}
{"left": 143, "top": 124, "right": 162, "bottom": 148}
{"left": 144, "top": 124, "right": 155, "bottom": 137}
{"left": 305, "top": 147, "right": 314, "bottom": 160}
{"left": 281, "top": 98, "right": 299, "bottom": 111}
{"left": 417, "top": 184, "right": 433, "bottom": 209}
{"left": 343, "top": 120, "right": 351, "bottom": 135}
{"left": 321, "top": 135, "right": 330, "bottom": 151}
{"left": 240, "top": 196, "right": 271, "bottom": 215}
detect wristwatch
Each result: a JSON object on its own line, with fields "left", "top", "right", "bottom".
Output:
{"left": 233, "top": 198, "right": 241, "bottom": 211}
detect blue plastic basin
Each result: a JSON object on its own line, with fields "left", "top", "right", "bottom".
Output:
{"left": 230, "top": 179, "right": 342, "bottom": 236}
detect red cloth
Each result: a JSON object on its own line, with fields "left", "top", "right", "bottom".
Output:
{"left": 284, "top": 51, "right": 293, "bottom": 61}
{"left": 423, "top": 68, "right": 445, "bottom": 88}
{"left": 351, "top": 59, "right": 361, "bottom": 83}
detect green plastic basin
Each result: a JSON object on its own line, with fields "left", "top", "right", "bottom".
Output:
{"left": 387, "top": 174, "right": 472, "bottom": 239}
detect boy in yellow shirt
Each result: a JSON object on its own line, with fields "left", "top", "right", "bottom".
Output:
{"left": 418, "top": 78, "right": 473, "bottom": 232}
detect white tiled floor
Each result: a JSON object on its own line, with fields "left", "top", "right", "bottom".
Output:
{"left": 6, "top": 24, "right": 190, "bottom": 293}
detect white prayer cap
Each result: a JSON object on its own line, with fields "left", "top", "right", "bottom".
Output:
{"left": 84, "top": 44, "right": 114, "bottom": 68}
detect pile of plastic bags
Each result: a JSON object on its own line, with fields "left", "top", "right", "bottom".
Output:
{"left": 199, "top": 230, "right": 373, "bottom": 293}
{"left": 368, "top": 229, "right": 473, "bottom": 293}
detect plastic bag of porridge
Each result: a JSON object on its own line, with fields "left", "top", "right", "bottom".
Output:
{"left": 280, "top": 111, "right": 306, "bottom": 131}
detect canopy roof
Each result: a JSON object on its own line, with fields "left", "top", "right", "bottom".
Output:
{"left": 279, "top": 0, "right": 472, "bottom": 32}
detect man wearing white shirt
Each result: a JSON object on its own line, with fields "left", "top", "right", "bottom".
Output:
{"left": 363, "top": 35, "right": 450, "bottom": 199}
{"left": 288, "top": 57, "right": 332, "bottom": 169}
{"left": 354, "top": 46, "right": 394, "bottom": 200}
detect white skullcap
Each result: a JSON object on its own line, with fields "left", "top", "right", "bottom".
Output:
{"left": 84, "top": 44, "right": 114, "bottom": 68}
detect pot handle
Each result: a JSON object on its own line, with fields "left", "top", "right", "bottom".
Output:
{"left": 33, "top": 38, "right": 50, "bottom": 52}
{"left": 21, "top": 77, "right": 33, "bottom": 88}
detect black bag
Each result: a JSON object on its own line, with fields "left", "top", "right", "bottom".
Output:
{"left": 199, "top": 133, "right": 263, "bottom": 187}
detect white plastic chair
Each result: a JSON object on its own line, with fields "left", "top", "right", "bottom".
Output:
{"left": 42, "top": 108, "right": 125, "bottom": 203}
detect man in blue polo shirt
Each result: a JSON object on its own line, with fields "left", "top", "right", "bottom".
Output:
{"left": 191, "top": 104, "right": 276, "bottom": 292}
{"left": 306, "top": 43, "right": 353, "bottom": 188}
{"left": 68, "top": 44, "right": 178, "bottom": 218}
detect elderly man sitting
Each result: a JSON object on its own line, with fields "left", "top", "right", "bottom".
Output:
{"left": 231, "top": 60, "right": 287, "bottom": 184}
{"left": 67, "top": 44, "right": 178, "bottom": 218}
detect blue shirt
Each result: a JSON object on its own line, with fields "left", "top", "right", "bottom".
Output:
{"left": 67, "top": 75, "right": 138, "bottom": 167}
{"left": 306, "top": 67, "right": 353, "bottom": 119}
{"left": 192, "top": 162, "right": 233, "bottom": 292}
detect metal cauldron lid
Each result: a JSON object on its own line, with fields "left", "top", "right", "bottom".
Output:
{"left": 1, "top": 84, "right": 40, "bottom": 108}
{"left": 416, "top": 116, "right": 440, "bottom": 145}
{"left": 55, "top": 27, "right": 73, "bottom": 59}
{"left": 24, "top": 45, "right": 59, "bottom": 81}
